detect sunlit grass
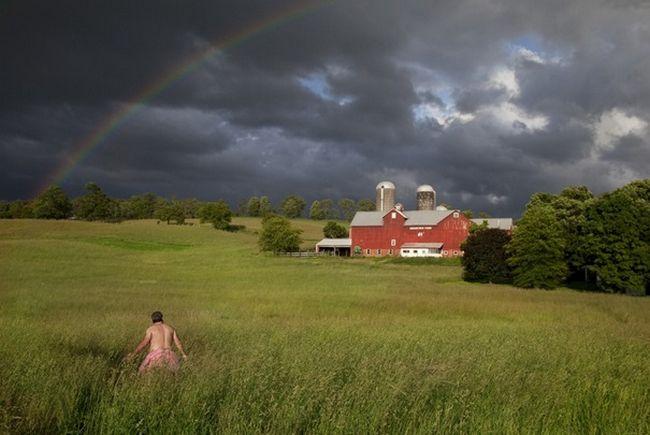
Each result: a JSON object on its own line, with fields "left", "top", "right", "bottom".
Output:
{"left": 1, "top": 219, "right": 649, "bottom": 433}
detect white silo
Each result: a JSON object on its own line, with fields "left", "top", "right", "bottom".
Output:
{"left": 375, "top": 181, "right": 396, "bottom": 212}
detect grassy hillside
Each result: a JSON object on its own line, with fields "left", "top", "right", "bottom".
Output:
{"left": 1, "top": 219, "right": 649, "bottom": 433}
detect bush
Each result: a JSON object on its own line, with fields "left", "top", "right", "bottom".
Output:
{"left": 323, "top": 221, "right": 348, "bottom": 238}
{"left": 258, "top": 216, "right": 302, "bottom": 253}
{"left": 198, "top": 201, "right": 232, "bottom": 230}
{"left": 461, "top": 228, "right": 512, "bottom": 283}
{"left": 32, "top": 185, "right": 72, "bottom": 219}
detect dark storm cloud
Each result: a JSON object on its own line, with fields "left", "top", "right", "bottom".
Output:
{"left": 1, "top": 0, "right": 649, "bottom": 216}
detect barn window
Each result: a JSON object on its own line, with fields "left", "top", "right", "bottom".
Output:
{"left": 391, "top": 212, "right": 397, "bottom": 219}
{"left": 388, "top": 249, "right": 393, "bottom": 255}
{"left": 453, "top": 250, "right": 459, "bottom": 256}
{"left": 366, "top": 248, "right": 371, "bottom": 255}
{"left": 453, "top": 212, "right": 459, "bottom": 218}
{"left": 391, "top": 239, "right": 396, "bottom": 246}
{"left": 403, "top": 250, "right": 410, "bottom": 253}
{"left": 376, "top": 249, "right": 381, "bottom": 255}
{"left": 442, "top": 250, "right": 448, "bottom": 256}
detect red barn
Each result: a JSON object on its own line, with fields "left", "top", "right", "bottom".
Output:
{"left": 349, "top": 206, "right": 472, "bottom": 257}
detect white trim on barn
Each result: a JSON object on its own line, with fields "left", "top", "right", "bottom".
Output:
{"left": 399, "top": 242, "right": 444, "bottom": 258}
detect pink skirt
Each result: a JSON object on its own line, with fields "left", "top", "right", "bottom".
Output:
{"left": 138, "top": 348, "right": 180, "bottom": 373}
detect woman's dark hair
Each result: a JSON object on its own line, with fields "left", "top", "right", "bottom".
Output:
{"left": 151, "top": 311, "right": 163, "bottom": 323}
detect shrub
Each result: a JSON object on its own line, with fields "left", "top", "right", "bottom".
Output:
{"left": 461, "top": 228, "right": 512, "bottom": 283}
{"left": 258, "top": 216, "right": 302, "bottom": 253}
{"left": 198, "top": 201, "right": 233, "bottom": 230}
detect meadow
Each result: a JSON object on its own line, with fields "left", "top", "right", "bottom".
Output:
{"left": 0, "top": 218, "right": 649, "bottom": 433}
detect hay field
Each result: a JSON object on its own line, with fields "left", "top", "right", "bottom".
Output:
{"left": 0, "top": 219, "right": 648, "bottom": 433}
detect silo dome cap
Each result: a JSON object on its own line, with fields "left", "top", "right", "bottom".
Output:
{"left": 376, "top": 181, "right": 395, "bottom": 189}
{"left": 436, "top": 205, "right": 448, "bottom": 211}
{"left": 417, "top": 184, "right": 435, "bottom": 193}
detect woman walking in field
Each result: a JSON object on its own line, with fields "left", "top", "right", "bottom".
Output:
{"left": 126, "top": 311, "right": 188, "bottom": 373}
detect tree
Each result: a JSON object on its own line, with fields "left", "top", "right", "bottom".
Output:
{"left": 8, "top": 200, "right": 33, "bottom": 218}
{"left": 478, "top": 211, "right": 490, "bottom": 218}
{"left": 247, "top": 196, "right": 260, "bottom": 217}
{"left": 0, "top": 201, "right": 10, "bottom": 218}
{"left": 462, "top": 209, "right": 474, "bottom": 219}
{"left": 338, "top": 198, "right": 358, "bottom": 221}
{"left": 198, "top": 201, "right": 232, "bottom": 230}
{"left": 323, "top": 221, "right": 348, "bottom": 238}
{"left": 551, "top": 186, "right": 594, "bottom": 277}
{"left": 507, "top": 202, "right": 567, "bottom": 289}
{"left": 357, "top": 199, "right": 375, "bottom": 211}
{"left": 311, "top": 199, "right": 336, "bottom": 220}
{"left": 154, "top": 200, "right": 185, "bottom": 225}
{"left": 73, "top": 183, "right": 121, "bottom": 222}
{"left": 258, "top": 216, "right": 302, "bottom": 253}
{"left": 122, "top": 193, "right": 159, "bottom": 219}
{"left": 281, "top": 195, "right": 306, "bottom": 218}
{"left": 32, "top": 185, "right": 72, "bottom": 219}
{"left": 258, "top": 196, "right": 273, "bottom": 216}
{"left": 180, "top": 198, "right": 201, "bottom": 218}
{"left": 461, "top": 228, "right": 512, "bottom": 283}
{"left": 236, "top": 199, "right": 249, "bottom": 216}
{"left": 310, "top": 200, "right": 324, "bottom": 220}
{"left": 579, "top": 180, "right": 649, "bottom": 295}
{"left": 319, "top": 199, "right": 337, "bottom": 219}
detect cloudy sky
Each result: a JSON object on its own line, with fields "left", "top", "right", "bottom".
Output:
{"left": 1, "top": 0, "right": 649, "bottom": 215}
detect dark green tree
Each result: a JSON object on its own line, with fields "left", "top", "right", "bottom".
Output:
{"left": 247, "top": 196, "right": 261, "bottom": 217}
{"left": 579, "top": 180, "right": 649, "bottom": 295}
{"left": 73, "top": 183, "right": 121, "bottom": 222}
{"left": 181, "top": 198, "right": 201, "bottom": 218}
{"left": 507, "top": 202, "right": 567, "bottom": 289}
{"left": 32, "top": 185, "right": 72, "bottom": 219}
{"left": 338, "top": 198, "right": 358, "bottom": 221}
{"left": 198, "top": 201, "right": 232, "bottom": 230}
{"left": 461, "top": 228, "right": 512, "bottom": 283}
{"left": 478, "top": 211, "right": 490, "bottom": 218}
{"left": 8, "top": 200, "right": 33, "bottom": 218}
{"left": 280, "top": 195, "right": 306, "bottom": 218}
{"left": 122, "top": 193, "right": 160, "bottom": 219}
{"left": 323, "top": 221, "right": 348, "bottom": 238}
{"left": 154, "top": 200, "right": 185, "bottom": 225}
{"left": 462, "top": 209, "right": 474, "bottom": 219}
{"left": 258, "top": 216, "right": 302, "bottom": 253}
{"left": 0, "top": 201, "right": 11, "bottom": 218}
{"left": 357, "top": 199, "right": 375, "bottom": 211}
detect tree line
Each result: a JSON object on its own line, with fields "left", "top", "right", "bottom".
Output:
{"left": 0, "top": 183, "right": 375, "bottom": 222}
{"left": 461, "top": 180, "right": 649, "bottom": 296}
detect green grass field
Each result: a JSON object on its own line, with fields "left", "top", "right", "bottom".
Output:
{"left": 1, "top": 219, "right": 649, "bottom": 433}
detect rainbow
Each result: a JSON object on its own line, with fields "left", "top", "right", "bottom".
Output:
{"left": 37, "top": 0, "right": 333, "bottom": 196}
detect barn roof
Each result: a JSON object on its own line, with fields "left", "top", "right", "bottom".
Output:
{"left": 403, "top": 210, "right": 454, "bottom": 226}
{"left": 350, "top": 209, "right": 454, "bottom": 227}
{"left": 470, "top": 218, "right": 514, "bottom": 230}
{"left": 316, "top": 238, "right": 352, "bottom": 248}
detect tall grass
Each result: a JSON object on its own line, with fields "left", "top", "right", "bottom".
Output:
{"left": 1, "top": 219, "right": 649, "bottom": 433}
